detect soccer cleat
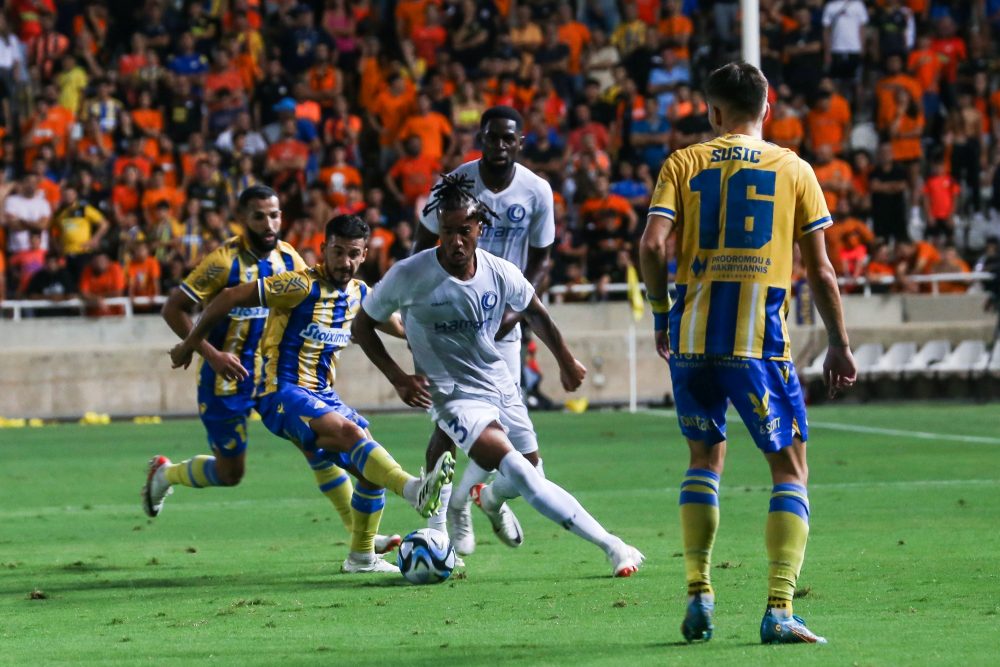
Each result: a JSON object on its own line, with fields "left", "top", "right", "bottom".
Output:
{"left": 681, "top": 594, "right": 715, "bottom": 642}
{"left": 341, "top": 554, "right": 400, "bottom": 574}
{"left": 411, "top": 452, "right": 455, "bottom": 518}
{"left": 447, "top": 503, "right": 476, "bottom": 555}
{"left": 374, "top": 534, "right": 402, "bottom": 555}
{"left": 470, "top": 483, "right": 524, "bottom": 548}
{"left": 607, "top": 542, "right": 645, "bottom": 577}
{"left": 141, "top": 456, "right": 173, "bottom": 517}
{"left": 760, "top": 610, "right": 828, "bottom": 645}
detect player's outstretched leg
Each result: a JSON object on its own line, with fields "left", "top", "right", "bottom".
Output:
{"left": 142, "top": 451, "right": 239, "bottom": 517}
{"left": 341, "top": 483, "right": 400, "bottom": 574}
{"left": 470, "top": 427, "right": 643, "bottom": 577}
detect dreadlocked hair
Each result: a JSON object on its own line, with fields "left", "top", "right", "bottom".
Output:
{"left": 422, "top": 173, "right": 499, "bottom": 225}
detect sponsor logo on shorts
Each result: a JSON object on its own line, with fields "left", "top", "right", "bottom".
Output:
{"left": 229, "top": 306, "right": 269, "bottom": 320}
{"left": 433, "top": 318, "right": 492, "bottom": 333}
{"left": 481, "top": 291, "right": 499, "bottom": 310}
{"left": 300, "top": 322, "right": 352, "bottom": 346}
{"left": 761, "top": 416, "right": 781, "bottom": 436}
{"left": 679, "top": 414, "right": 713, "bottom": 432}
{"left": 748, "top": 391, "right": 770, "bottom": 420}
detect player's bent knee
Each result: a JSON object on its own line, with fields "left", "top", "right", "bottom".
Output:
{"left": 312, "top": 413, "right": 367, "bottom": 451}
{"left": 467, "top": 424, "right": 514, "bottom": 471}
{"left": 215, "top": 460, "right": 245, "bottom": 487}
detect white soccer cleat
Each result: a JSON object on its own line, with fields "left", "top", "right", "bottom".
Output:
{"left": 608, "top": 542, "right": 645, "bottom": 578}
{"left": 141, "top": 455, "right": 173, "bottom": 518}
{"left": 470, "top": 483, "right": 524, "bottom": 548}
{"left": 411, "top": 452, "right": 456, "bottom": 518}
{"left": 341, "top": 553, "right": 401, "bottom": 574}
{"left": 374, "top": 534, "right": 402, "bottom": 555}
{"left": 447, "top": 503, "right": 476, "bottom": 555}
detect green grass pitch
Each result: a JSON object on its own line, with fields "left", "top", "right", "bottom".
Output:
{"left": 1, "top": 404, "right": 998, "bottom": 665}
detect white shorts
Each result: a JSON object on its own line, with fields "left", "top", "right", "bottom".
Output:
{"left": 495, "top": 337, "right": 522, "bottom": 388}
{"left": 432, "top": 395, "right": 538, "bottom": 457}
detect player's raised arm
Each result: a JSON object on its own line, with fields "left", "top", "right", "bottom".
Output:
{"left": 520, "top": 294, "right": 586, "bottom": 392}
{"left": 169, "top": 281, "right": 259, "bottom": 374}
{"left": 351, "top": 308, "right": 431, "bottom": 409}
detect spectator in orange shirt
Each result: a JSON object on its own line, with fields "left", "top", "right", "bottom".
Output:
{"left": 555, "top": 4, "right": 591, "bottom": 77}
{"left": 838, "top": 232, "right": 869, "bottom": 286}
{"left": 922, "top": 161, "right": 960, "bottom": 242}
{"left": 141, "top": 168, "right": 184, "bottom": 222}
{"left": 764, "top": 97, "right": 804, "bottom": 153}
{"left": 908, "top": 34, "right": 944, "bottom": 123}
{"left": 657, "top": 0, "right": 693, "bottom": 60}
{"left": 412, "top": 3, "right": 448, "bottom": 67}
{"left": 510, "top": 5, "right": 544, "bottom": 52}
{"left": 384, "top": 136, "right": 440, "bottom": 219}
{"left": 875, "top": 54, "right": 923, "bottom": 131}
{"left": 265, "top": 118, "right": 309, "bottom": 189}
{"left": 131, "top": 89, "right": 163, "bottom": 140}
{"left": 866, "top": 243, "right": 896, "bottom": 294}
{"left": 395, "top": 0, "right": 433, "bottom": 41}
{"left": 305, "top": 43, "right": 341, "bottom": 111}
{"left": 370, "top": 73, "right": 416, "bottom": 168}
{"left": 806, "top": 92, "right": 848, "bottom": 156}
{"left": 112, "top": 139, "right": 153, "bottom": 180}
{"left": 317, "top": 143, "right": 362, "bottom": 207}
{"left": 79, "top": 251, "right": 126, "bottom": 316}
{"left": 824, "top": 199, "right": 875, "bottom": 272}
{"left": 888, "top": 88, "right": 924, "bottom": 182}
{"left": 933, "top": 246, "right": 971, "bottom": 294}
{"left": 813, "top": 145, "right": 853, "bottom": 215}
{"left": 126, "top": 240, "right": 161, "bottom": 301}
{"left": 112, "top": 165, "right": 143, "bottom": 223}
{"left": 396, "top": 92, "right": 453, "bottom": 162}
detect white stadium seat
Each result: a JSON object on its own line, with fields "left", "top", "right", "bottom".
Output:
{"left": 866, "top": 342, "right": 918, "bottom": 380}
{"left": 901, "top": 340, "right": 951, "bottom": 378}
{"left": 933, "top": 340, "right": 990, "bottom": 378}
{"left": 852, "top": 343, "right": 885, "bottom": 377}
{"left": 802, "top": 347, "right": 827, "bottom": 383}
{"left": 987, "top": 341, "right": 1000, "bottom": 378}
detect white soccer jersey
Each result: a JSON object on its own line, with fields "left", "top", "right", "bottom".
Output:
{"left": 419, "top": 160, "right": 556, "bottom": 272}
{"left": 362, "top": 248, "right": 535, "bottom": 403}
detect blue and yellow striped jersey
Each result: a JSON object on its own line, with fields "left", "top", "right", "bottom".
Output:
{"left": 180, "top": 236, "right": 305, "bottom": 397}
{"left": 256, "top": 266, "right": 368, "bottom": 395}
{"left": 649, "top": 134, "right": 831, "bottom": 361}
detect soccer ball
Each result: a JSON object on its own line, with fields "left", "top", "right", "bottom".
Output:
{"left": 397, "top": 528, "right": 456, "bottom": 584}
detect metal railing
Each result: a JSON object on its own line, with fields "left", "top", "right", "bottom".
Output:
{"left": 0, "top": 272, "right": 994, "bottom": 319}
{"left": 0, "top": 296, "right": 168, "bottom": 321}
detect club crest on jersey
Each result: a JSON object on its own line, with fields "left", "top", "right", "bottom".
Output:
{"left": 691, "top": 256, "right": 708, "bottom": 277}
{"left": 506, "top": 204, "right": 526, "bottom": 223}
{"left": 481, "top": 291, "right": 499, "bottom": 310}
{"left": 245, "top": 268, "right": 255, "bottom": 281}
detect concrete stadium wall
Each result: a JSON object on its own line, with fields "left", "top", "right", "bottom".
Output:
{"left": 0, "top": 296, "right": 994, "bottom": 419}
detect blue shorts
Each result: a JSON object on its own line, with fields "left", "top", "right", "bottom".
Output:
{"left": 257, "top": 385, "right": 369, "bottom": 457}
{"left": 197, "top": 387, "right": 255, "bottom": 458}
{"left": 668, "top": 355, "right": 808, "bottom": 453}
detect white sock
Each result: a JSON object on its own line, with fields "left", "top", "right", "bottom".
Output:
{"left": 348, "top": 551, "right": 375, "bottom": 564}
{"left": 483, "top": 455, "right": 544, "bottom": 504}
{"left": 402, "top": 477, "right": 419, "bottom": 505}
{"left": 494, "top": 452, "right": 621, "bottom": 553}
{"left": 428, "top": 483, "right": 451, "bottom": 532}
{"left": 450, "top": 460, "right": 491, "bottom": 512}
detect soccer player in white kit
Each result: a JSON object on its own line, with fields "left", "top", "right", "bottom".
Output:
{"left": 353, "top": 175, "right": 644, "bottom": 577}
{"left": 412, "top": 106, "right": 555, "bottom": 556}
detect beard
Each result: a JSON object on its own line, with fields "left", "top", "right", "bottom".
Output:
{"left": 246, "top": 226, "right": 278, "bottom": 253}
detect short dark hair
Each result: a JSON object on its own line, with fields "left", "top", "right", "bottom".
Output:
{"left": 480, "top": 105, "right": 524, "bottom": 131}
{"left": 325, "top": 214, "right": 370, "bottom": 241}
{"left": 703, "top": 61, "right": 769, "bottom": 121}
{"left": 237, "top": 184, "right": 277, "bottom": 211}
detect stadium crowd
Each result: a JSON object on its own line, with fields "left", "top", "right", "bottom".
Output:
{"left": 1, "top": 0, "right": 1000, "bottom": 317}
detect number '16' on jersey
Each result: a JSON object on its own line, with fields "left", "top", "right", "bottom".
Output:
{"left": 649, "top": 134, "right": 832, "bottom": 361}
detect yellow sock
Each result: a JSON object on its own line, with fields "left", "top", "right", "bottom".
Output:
{"left": 312, "top": 462, "right": 353, "bottom": 532}
{"left": 349, "top": 487, "right": 386, "bottom": 554}
{"left": 164, "top": 456, "right": 220, "bottom": 488}
{"left": 348, "top": 439, "right": 413, "bottom": 497}
{"left": 766, "top": 483, "right": 810, "bottom": 609}
{"left": 679, "top": 468, "right": 720, "bottom": 597}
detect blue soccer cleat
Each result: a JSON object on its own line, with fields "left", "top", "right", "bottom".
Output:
{"left": 681, "top": 594, "right": 715, "bottom": 642}
{"left": 760, "top": 610, "right": 828, "bottom": 644}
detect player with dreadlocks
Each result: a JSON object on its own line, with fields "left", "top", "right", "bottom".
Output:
{"left": 412, "top": 106, "right": 556, "bottom": 558}
{"left": 352, "top": 173, "right": 645, "bottom": 577}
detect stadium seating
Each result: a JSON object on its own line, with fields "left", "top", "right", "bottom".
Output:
{"left": 901, "top": 340, "right": 951, "bottom": 379}
{"left": 933, "top": 340, "right": 991, "bottom": 379}
{"left": 990, "top": 341, "right": 1000, "bottom": 378}
{"left": 865, "top": 342, "right": 918, "bottom": 381}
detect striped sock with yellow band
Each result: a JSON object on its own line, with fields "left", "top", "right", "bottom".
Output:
{"left": 310, "top": 458, "right": 354, "bottom": 532}
{"left": 348, "top": 439, "right": 412, "bottom": 498}
{"left": 765, "top": 483, "right": 810, "bottom": 616}
{"left": 679, "top": 468, "right": 720, "bottom": 598}
{"left": 164, "top": 455, "right": 222, "bottom": 488}
{"left": 349, "top": 487, "right": 386, "bottom": 555}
